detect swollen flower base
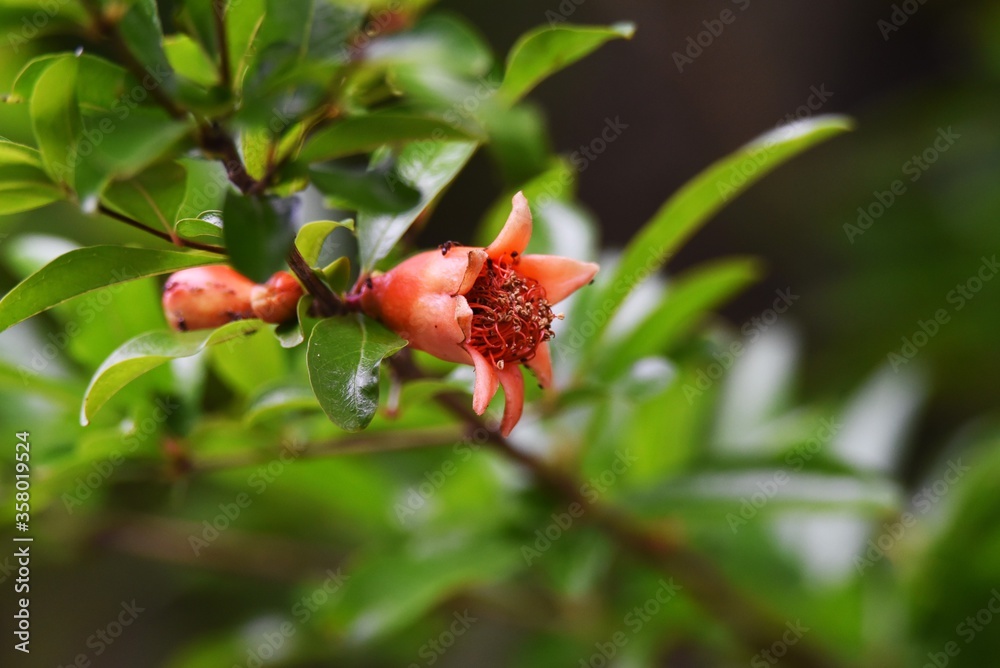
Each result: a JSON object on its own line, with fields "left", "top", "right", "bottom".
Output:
{"left": 360, "top": 192, "right": 599, "bottom": 436}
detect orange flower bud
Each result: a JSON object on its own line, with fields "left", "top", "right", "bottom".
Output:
{"left": 162, "top": 265, "right": 256, "bottom": 331}
{"left": 250, "top": 271, "right": 304, "bottom": 324}
{"left": 360, "top": 192, "right": 599, "bottom": 436}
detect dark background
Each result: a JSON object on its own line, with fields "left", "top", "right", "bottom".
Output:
{"left": 433, "top": 0, "right": 1000, "bottom": 481}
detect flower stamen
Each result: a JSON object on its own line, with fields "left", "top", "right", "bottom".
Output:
{"left": 465, "top": 254, "right": 555, "bottom": 368}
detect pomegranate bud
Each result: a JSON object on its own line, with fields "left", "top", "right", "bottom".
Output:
{"left": 250, "top": 271, "right": 304, "bottom": 324}
{"left": 162, "top": 265, "right": 256, "bottom": 331}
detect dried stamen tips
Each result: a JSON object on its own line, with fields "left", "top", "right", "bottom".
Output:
{"left": 465, "top": 253, "right": 555, "bottom": 368}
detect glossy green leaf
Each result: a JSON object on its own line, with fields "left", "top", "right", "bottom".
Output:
{"left": 175, "top": 217, "right": 224, "bottom": 242}
{"left": 29, "top": 55, "right": 81, "bottom": 188}
{"left": 306, "top": 315, "right": 407, "bottom": 432}
{"left": 310, "top": 163, "right": 421, "bottom": 213}
{"left": 0, "top": 246, "right": 215, "bottom": 333}
{"left": 591, "top": 116, "right": 853, "bottom": 348}
{"left": 300, "top": 113, "right": 481, "bottom": 163}
{"left": 597, "top": 258, "right": 762, "bottom": 379}
{"left": 358, "top": 141, "right": 477, "bottom": 273}
{"left": 222, "top": 193, "right": 297, "bottom": 282}
{"left": 497, "top": 22, "right": 636, "bottom": 106}
{"left": 164, "top": 34, "right": 219, "bottom": 87}
{"left": 295, "top": 219, "right": 355, "bottom": 267}
{"left": 0, "top": 141, "right": 63, "bottom": 215}
{"left": 81, "top": 320, "right": 264, "bottom": 424}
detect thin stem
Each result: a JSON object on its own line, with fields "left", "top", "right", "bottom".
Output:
{"left": 212, "top": 0, "right": 232, "bottom": 90}
{"left": 286, "top": 245, "right": 347, "bottom": 316}
{"left": 389, "top": 353, "right": 843, "bottom": 668}
{"left": 193, "top": 426, "right": 464, "bottom": 473}
{"left": 98, "top": 205, "right": 227, "bottom": 254}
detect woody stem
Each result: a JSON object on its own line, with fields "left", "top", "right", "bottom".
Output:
{"left": 389, "top": 352, "right": 844, "bottom": 668}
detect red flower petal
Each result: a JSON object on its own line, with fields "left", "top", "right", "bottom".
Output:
{"left": 486, "top": 191, "right": 532, "bottom": 260}
{"left": 517, "top": 255, "right": 599, "bottom": 304}
{"left": 526, "top": 340, "right": 553, "bottom": 389}
{"left": 468, "top": 346, "right": 500, "bottom": 415}
{"left": 497, "top": 364, "right": 524, "bottom": 437}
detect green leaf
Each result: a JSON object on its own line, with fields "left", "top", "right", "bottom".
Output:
{"left": 29, "top": 55, "right": 81, "bottom": 189}
{"left": 81, "top": 320, "right": 263, "bottom": 424}
{"left": 101, "top": 161, "right": 188, "bottom": 231}
{"left": 309, "top": 163, "right": 421, "bottom": 214}
{"left": 300, "top": 113, "right": 481, "bottom": 163}
{"left": 164, "top": 34, "right": 219, "bottom": 87}
{"left": 295, "top": 219, "right": 354, "bottom": 267}
{"left": 597, "top": 258, "right": 762, "bottom": 379}
{"left": 222, "top": 193, "right": 297, "bottom": 283}
{"left": 0, "top": 246, "right": 215, "bottom": 333}
{"left": 0, "top": 141, "right": 63, "bottom": 215}
{"left": 358, "top": 141, "right": 477, "bottom": 273}
{"left": 245, "top": 384, "right": 319, "bottom": 424}
{"left": 591, "top": 116, "right": 854, "bottom": 349}
{"left": 497, "top": 22, "right": 636, "bottom": 107}
{"left": 176, "top": 158, "right": 228, "bottom": 221}
{"left": 306, "top": 315, "right": 406, "bottom": 432}
{"left": 226, "top": 0, "right": 267, "bottom": 90}
{"left": 118, "top": 0, "right": 174, "bottom": 81}
{"left": 210, "top": 328, "right": 287, "bottom": 396}
{"left": 175, "top": 217, "right": 223, "bottom": 243}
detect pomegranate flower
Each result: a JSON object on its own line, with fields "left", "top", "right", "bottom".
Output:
{"left": 360, "top": 192, "right": 599, "bottom": 436}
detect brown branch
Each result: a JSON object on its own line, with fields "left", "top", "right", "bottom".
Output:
{"left": 212, "top": 0, "right": 232, "bottom": 90}
{"left": 389, "top": 353, "right": 844, "bottom": 668}
{"left": 98, "top": 205, "right": 227, "bottom": 254}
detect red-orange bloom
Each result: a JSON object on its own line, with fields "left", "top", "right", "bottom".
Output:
{"left": 360, "top": 192, "right": 599, "bottom": 436}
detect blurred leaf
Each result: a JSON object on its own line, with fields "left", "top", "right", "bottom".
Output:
{"left": 164, "top": 34, "right": 219, "bottom": 87}
{"left": 102, "top": 161, "right": 188, "bottom": 231}
{"left": 81, "top": 320, "right": 264, "bottom": 424}
{"left": 597, "top": 258, "right": 762, "bottom": 379}
{"left": 497, "top": 22, "right": 636, "bottom": 107}
{"left": 310, "top": 163, "right": 421, "bottom": 213}
{"left": 245, "top": 384, "right": 319, "bottom": 424}
{"left": 330, "top": 540, "right": 522, "bottom": 642}
{"left": 0, "top": 246, "right": 215, "bottom": 333}
{"left": 29, "top": 55, "right": 81, "bottom": 189}
{"left": 295, "top": 219, "right": 355, "bottom": 266}
{"left": 118, "top": 0, "right": 174, "bottom": 81}
{"left": 177, "top": 158, "right": 228, "bottom": 221}
{"left": 0, "top": 140, "right": 63, "bottom": 214}
{"left": 300, "top": 113, "right": 480, "bottom": 162}
{"left": 210, "top": 328, "right": 288, "bottom": 396}
{"left": 225, "top": 0, "right": 267, "bottom": 89}
{"left": 306, "top": 315, "right": 406, "bottom": 432}
{"left": 358, "top": 140, "right": 476, "bottom": 273}
{"left": 590, "top": 116, "right": 853, "bottom": 349}
{"left": 223, "top": 193, "right": 297, "bottom": 282}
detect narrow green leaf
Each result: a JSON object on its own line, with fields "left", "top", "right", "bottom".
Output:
{"left": 300, "top": 113, "right": 480, "bottom": 163}
{"left": 497, "top": 22, "right": 636, "bottom": 107}
{"left": 0, "top": 246, "right": 215, "bottom": 332}
{"left": 306, "top": 315, "right": 407, "bottom": 432}
{"left": 592, "top": 115, "right": 853, "bottom": 347}
{"left": 118, "top": 0, "right": 174, "bottom": 80}
{"left": 81, "top": 320, "right": 263, "bottom": 424}
{"left": 358, "top": 141, "right": 477, "bottom": 273}
{"left": 222, "top": 193, "right": 297, "bottom": 282}
{"left": 29, "top": 55, "right": 81, "bottom": 188}
{"left": 310, "top": 163, "right": 421, "bottom": 214}
{"left": 295, "top": 219, "right": 354, "bottom": 267}
{"left": 597, "top": 258, "right": 762, "bottom": 379}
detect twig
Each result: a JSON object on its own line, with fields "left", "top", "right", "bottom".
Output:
{"left": 211, "top": 0, "right": 232, "bottom": 90}
{"left": 389, "top": 352, "right": 843, "bottom": 668}
{"left": 98, "top": 205, "right": 227, "bottom": 254}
